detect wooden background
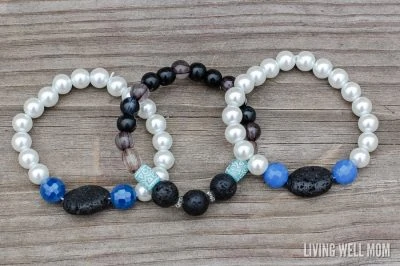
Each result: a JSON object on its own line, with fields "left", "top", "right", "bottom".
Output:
{"left": 1, "top": 0, "right": 399, "bottom": 265}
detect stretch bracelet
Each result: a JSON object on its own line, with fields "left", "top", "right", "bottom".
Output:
{"left": 114, "top": 60, "right": 254, "bottom": 216}
{"left": 12, "top": 68, "right": 144, "bottom": 214}
{"left": 221, "top": 51, "right": 379, "bottom": 197}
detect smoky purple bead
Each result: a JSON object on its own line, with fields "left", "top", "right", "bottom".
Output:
{"left": 115, "top": 132, "right": 134, "bottom": 151}
{"left": 246, "top": 122, "right": 261, "bottom": 141}
{"left": 130, "top": 83, "right": 150, "bottom": 102}
{"left": 171, "top": 60, "right": 190, "bottom": 79}
{"left": 122, "top": 148, "right": 142, "bottom": 173}
{"left": 221, "top": 76, "right": 235, "bottom": 91}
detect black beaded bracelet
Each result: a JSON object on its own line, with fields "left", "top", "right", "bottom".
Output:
{"left": 114, "top": 60, "right": 253, "bottom": 216}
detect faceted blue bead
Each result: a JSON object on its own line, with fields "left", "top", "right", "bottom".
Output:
{"left": 332, "top": 159, "right": 358, "bottom": 185}
{"left": 263, "top": 162, "right": 289, "bottom": 188}
{"left": 111, "top": 184, "right": 136, "bottom": 210}
{"left": 40, "top": 177, "right": 65, "bottom": 203}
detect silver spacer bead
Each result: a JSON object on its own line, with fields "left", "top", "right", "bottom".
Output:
{"left": 206, "top": 191, "right": 216, "bottom": 203}
{"left": 174, "top": 196, "right": 183, "bottom": 208}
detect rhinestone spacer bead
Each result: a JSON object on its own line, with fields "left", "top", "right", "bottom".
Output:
{"left": 206, "top": 191, "right": 216, "bottom": 203}
{"left": 174, "top": 196, "right": 183, "bottom": 208}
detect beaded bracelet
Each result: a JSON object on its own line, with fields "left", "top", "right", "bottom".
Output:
{"left": 114, "top": 60, "right": 254, "bottom": 216}
{"left": 11, "top": 68, "right": 148, "bottom": 214}
{"left": 221, "top": 51, "right": 379, "bottom": 197}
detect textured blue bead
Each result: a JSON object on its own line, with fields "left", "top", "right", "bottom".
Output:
{"left": 111, "top": 184, "right": 136, "bottom": 210}
{"left": 40, "top": 177, "right": 65, "bottom": 203}
{"left": 134, "top": 164, "right": 160, "bottom": 191}
{"left": 225, "top": 159, "right": 248, "bottom": 182}
{"left": 263, "top": 162, "right": 289, "bottom": 188}
{"left": 332, "top": 159, "right": 358, "bottom": 185}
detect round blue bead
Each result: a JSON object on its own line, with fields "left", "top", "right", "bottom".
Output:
{"left": 263, "top": 162, "right": 289, "bottom": 188}
{"left": 111, "top": 184, "right": 136, "bottom": 210}
{"left": 40, "top": 177, "right": 65, "bottom": 203}
{"left": 332, "top": 159, "right": 358, "bottom": 185}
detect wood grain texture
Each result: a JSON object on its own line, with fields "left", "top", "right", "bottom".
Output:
{"left": 1, "top": 0, "right": 400, "bottom": 265}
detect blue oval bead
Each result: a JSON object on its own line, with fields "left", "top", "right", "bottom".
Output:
{"left": 332, "top": 159, "right": 358, "bottom": 185}
{"left": 263, "top": 162, "right": 289, "bottom": 188}
{"left": 40, "top": 177, "right": 65, "bottom": 203}
{"left": 111, "top": 184, "right": 136, "bottom": 210}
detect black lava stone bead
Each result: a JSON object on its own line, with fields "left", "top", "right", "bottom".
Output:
{"left": 241, "top": 105, "right": 256, "bottom": 124}
{"left": 221, "top": 76, "right": 235, "bottom": 91}
{"left": 141, "top": 72, "right": 160, "bottom": 91}
{"left": 182, "top": 190, "right": 209, "bottom": 216}
{"left": 152, "top": 181, "right": 179, "bottom": 208}
{"left": 210, "top": 173, "right": 237, "bottom": 201}
{"left": 189, "top": 63, "right": 207, "bottom": 81}
{"left": 204, "top": 69, "right": 222, "bottom": 88}
{"left": 120, "top": 97, "right": 139, "bottom": 116}
{"left": 117, "top": 114, "right": 137, "bottom": 132}
{"left": 157, "top": 67, "right": 176, "bottom": 86}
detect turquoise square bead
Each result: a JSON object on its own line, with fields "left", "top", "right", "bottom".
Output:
{"left": 225, "top": 159, "right": 249, "bottom": 182}
{"left": 134, "top": 165, "right": 160, "bottom": 191}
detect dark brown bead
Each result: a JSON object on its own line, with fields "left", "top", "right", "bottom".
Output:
{"left": 246, "top": 122, "right": 261, "bottom": 141}
{"left": 171, "top": 60, "right": 190, "bottom": 79}
{"left": 115, "top": 132, "right": 134, "bottom": 151}
{"left": 130, "top": 83, "right": 150, "bottom": 102}
{"left": 221, "top": 76, "right": 235, "bottom": 91}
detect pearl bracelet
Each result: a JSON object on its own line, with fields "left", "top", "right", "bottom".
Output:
{"left": 11, "top": 68, "right": 147, "bottom": 214}
{"left": 222, "top": 51, "right": 379, "bottom": 197}
{"left": 114, "top": 60, "right": 254, "bottom": 216}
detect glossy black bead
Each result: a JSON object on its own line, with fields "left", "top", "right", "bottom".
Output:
{"left": 141, "top": 72, "right": 160, "bottom": 91}
{"left": 62, "top": 185, "right": 111, "bottom": 215}
{"left": 204, "top": 69, "right": 222, "bottom": 88}
{"left": 152, "top": 181, "right": 179, "bottom": 208}
{"left": 287, "top": 166, "right": 333, "bottom": 197}
{"left": 189, "top": 62, "right": 207, "bottom": 81}
{"left": 120, "top": 97, "right": 139, "bottom": 116}
{"left": 117, "top": 114, "right": 137, "bottom": 132}
{"left": 157, "top": 67, "right": 176, "bottom": 86}
{"left": 182, "top": 190, "right": 209, "bottom": 216}
{"left": 210, "top": 173, "right": 237, "bottom": 201}
{"left": 221, "top": 76, "right": 235, "bottom": 91}
{"left": 246, "top": 122, "right": 261, "bottom": 141}
{"left": 241, "top": 105, "right": 256, "bottom": 124}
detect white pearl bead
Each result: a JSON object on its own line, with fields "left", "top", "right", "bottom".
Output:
{"left": 121, "top": 87, "right": 132, "bottom": 100}
{"left": 296, "top": 51, "right": 316, "bottom": 71}
{"left": 135, "top": 183, "right": 152, "bottom": 201}
{"left": 246, "top": 66, "right": 266, "bottom": 86}
{"left": 222, "top": 105, "right": 243, "bottom": 125}
{"left": 225, "top": 123, "right": 246, "bottom": 144}
{"left": 38, "top": 86, "right": 59, "bottom": 107}
{"left": 260, "top": 58, "right": 279, "bottom": 78}
{"left": 90, "top": 68, "right": 110, "bottom": 88}
{"left": 107, "top": 76, "right": 127, "bottom": 97}
{"left": 352, "top": 97, "right": 372, "bottom": 117}
{"left": 154, "top": 150, "right": 175, "bottom": 170}
{"left": 328, "top": 68, "right": 349, "bottom": 89}
{"left": 233, "top": 140, "right": 254, "bottom": 161}
{"left": 146, "top": 114, "right": 167, "bottom": 135}
{"left": 153, "top": 166, "right": 169, "bottom": 181}
{"left": 313, "top": 58, "right": 333, "bottom": 79}
{"left": 276, "top": 51, "right": 296, "bottom": 71}
{"left": 28, "top": 163, "right": 49, "bottom": 185}
{"left": 152, "top": 131, "right": 173, "bottom": 151}
{"left": 225, "top": 87, "right": 246, "bottom": 107}
{"left": 247, "top": 154, "right": 269, "bottom": 176}
{"left": 358, "top": 132, "right": 379, "bottom": 152}
{"left": 71, "top": 68, "right": 90, "bottom": 89}
{"left": 350, "top": 147, "right": 370, "bottom": 168}
{"left": 12, "top": 113, "right": 33, "bottom": 132}
{"left": 52, "top": 74, "right": 72, "bottom": 94}
{"left": 358, "top": 114, "right": 379, "bottom": 133}
{"left": 24, "top": 98, "right": 44, "bottom": 119}
{"left": 11, "top": 132, "right": 32, "bottom": 152}
{"left": 341, "top": 82, "right": 361, "bottom": 102}
{"left": 18, "top": 148, "right": 39, "bottom": 169}
{"left": 234, "top": 74, "right": 255, "bottom": 93}
{"left": 138, "top": 99, "right": 157, "bottom": 119}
